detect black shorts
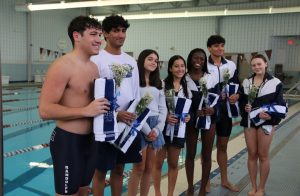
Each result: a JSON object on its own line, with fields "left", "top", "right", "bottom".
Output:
{"left": 216, "top": 103, "right": 232, "bottom": 137}
{"left": 95, "top": 131, "right": 142, "bottom": 171}
{"left": 163, "top": 134, "right": 185, "bottom": 149}
{"left": 49, "top": 127, "right": 96, "bottom": 195}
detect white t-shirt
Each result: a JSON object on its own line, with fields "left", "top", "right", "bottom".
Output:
{"left": 91, "top": 49, "right": 140, "bottom": 111}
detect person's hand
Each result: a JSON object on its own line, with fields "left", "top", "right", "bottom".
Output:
{"left": 117, "top": 111, "right": 136, "bottom": 125}
{"left": 228, "top": 93, "right": 239, "bottom": 104}
{"left": 197, "top": 109, "right": 205, "bottom": 117}
{"left": 245, "top": 104, "right": 252, "bottom": 113}
{"left": 167, "top": 113, "right": 178, "bottom": 125}
{"left": 204, "top": 107, "right": 215, "bottom": 116}
{"left": 259, "top": 112, "right": 271, "bottom": 120}
{"left": 184, "top": 114, "right": 191, "bottom": 123}
{"left": 146, "top": 130, "right": 157, "bottom": 141}
{"left": 84, "top": 98, "right": 110, "bottom": 117}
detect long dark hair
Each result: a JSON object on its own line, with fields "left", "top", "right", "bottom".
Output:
{"left": 164, "top": 55, "right": 189, "bottom": 98}
{"left": 187, "top": 48, "right": 208, "bottom": 74}
{"left": 138, "top": 49, "right": 162, "bottom": 89}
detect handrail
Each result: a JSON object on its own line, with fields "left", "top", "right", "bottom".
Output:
{"left": 283, "top": 94, "right": 300, "bottom": 100}
{"left": 285, "top": 81, "right": 300, "bottom": 94}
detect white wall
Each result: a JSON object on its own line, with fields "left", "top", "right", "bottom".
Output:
{"left": 221, "top": 14, "right": 300, "bottom": 53}
{"left": 31, "top": 9, "right": 87, "bottom": 63}
{"left": 125, "top": 13, "right": 300, "bottom": 75}
{"left": 0, "top": 0, "right": 27, "bottom": 64}
{"left": 124, "top": 17, "right": 217, "bottom": 61}
{"left": 0, "top": 0, "right": 85, "bottom": 81}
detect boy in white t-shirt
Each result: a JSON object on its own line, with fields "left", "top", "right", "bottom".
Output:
{"left": 91, "top": 15, "right": 141, "bottom": 196}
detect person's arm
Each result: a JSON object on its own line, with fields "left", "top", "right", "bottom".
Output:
{"left": 204, "top": 87, "right": 216, "bottom": 116}
{"left": 39, "top": 60, "right": 109, "bottom": 120}
{"left": 261, "top": 82, "right": 285, "bottom": 124}
{"left": 153, "top": 89, "right": 168, "bottom": 134}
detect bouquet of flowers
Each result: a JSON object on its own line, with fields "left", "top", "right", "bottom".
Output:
{"left": 110, "top": 63, "right": 134, "bottom": 87}
{"left": 248, "top": 84, "right": 258, "bottom": 104}
{"left": 165, "top": 96, "right": 192, "bottom": 141}
{"left": 199, "top": 78, "right": 208, "bottom": 98}
{"left": 165, "top": 89, "right": 176, "bottom": 114}
{"left": 247, "top": 84, "right": 258, "bottom": 128}
{"left": 199, "top": 77, "right": 210, "bottom": 107}
{"left": 222, "top": 68, "right": 230, "bottom": 93}
{"left": 135, "top": 93, "right": 153, "bottom": 116}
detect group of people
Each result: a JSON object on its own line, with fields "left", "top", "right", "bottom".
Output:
{"left": 39, "top": 14, "right": 286, "bottom": 196}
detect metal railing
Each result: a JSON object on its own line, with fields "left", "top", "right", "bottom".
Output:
{"left": 284, "top": 81, "right": 300, "bottom": 100}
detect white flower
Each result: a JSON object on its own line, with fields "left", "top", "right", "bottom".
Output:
{"left": 110, "top": 63, "right": 133, "bottom": 87}
{"left": 165, "top": 89, "right": 175, "bottom": 114}
{"left": 248, "top": 84, "right": 258, "bottom": 104}
{"left": 199, "top": 78, "right": 208, "bottom": 98}
{"left": 223, "top": 68, "right": 230, "bottom": 85}
{"left": 136, "top": 93, "right": 153, "bottom": 116}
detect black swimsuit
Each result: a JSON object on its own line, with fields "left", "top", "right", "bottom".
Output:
{"left": 50, "top": 127, "right": 96, "bottom": 195}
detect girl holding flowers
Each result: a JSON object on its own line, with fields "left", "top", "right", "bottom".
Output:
{"left": 128, "top": 49, "right": 167, "bottom": 196}
{"left": 239, "top": 54, "right": 286, "bottom": 196}
{"left": 185, "top": 48, "right": 218, "bottom": 196}
{"left": 153, "top": 55, "right": 191, "bottom": 196}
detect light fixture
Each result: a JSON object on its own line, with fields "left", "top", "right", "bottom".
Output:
{"left": 94, "top": 6, "right": 300, "bottom": 20}
{"left": 15, "top": 0, "right": 192, "bottom": 11}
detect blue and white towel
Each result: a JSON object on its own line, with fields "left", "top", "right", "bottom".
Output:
{"left": 250, "top": 104, "right": 288, "bottom": 127}
{"left": 165, "top": 97, "right": 192, "bottom": 141}
{"left": 113, "top": 99, "right": 151, "bottom": 153}
{"left": 93, "top": 78, "right": 119, "bottom": 142}
{"left": 226, "top": 83, "right": 240, "bottom": 118}
{"left": 195, "top": 93, "right": 219, "bottom": 130}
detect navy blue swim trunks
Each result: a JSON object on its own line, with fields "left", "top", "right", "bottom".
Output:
{"left": 216, "top": 102, "right": 233, "bottom": 137}
{"left": 49, "top": 127, "right": 96, "bottom": 195}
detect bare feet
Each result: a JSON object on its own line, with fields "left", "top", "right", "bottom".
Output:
{"left": 248, "top": 188, "right": 256, "bottom": 196}
{"left": 187, "top": 186, "right": 194, "bottom": 196}
{"left": 254, "top": 189, "right": 265, "bottom": 196}
{"left": 222, "top": 182, "right": 239, "bottom": 192}
{"left": 155, "top": 191, "right": 162, "bottom": 196}
{"left": 205, "top": 181, "right": 211, "bottom": 193}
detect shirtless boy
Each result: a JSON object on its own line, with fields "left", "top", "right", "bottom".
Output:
{"left": 39, "top": 16, "right": 110, "bottom": 196}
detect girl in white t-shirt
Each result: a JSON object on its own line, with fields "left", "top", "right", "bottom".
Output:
{"left": 128, "top": 49, "right": 167, "bottom": 196}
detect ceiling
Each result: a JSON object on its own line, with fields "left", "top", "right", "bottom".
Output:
{"left": 15, "top": 0, "right": 300, "bottom": 16}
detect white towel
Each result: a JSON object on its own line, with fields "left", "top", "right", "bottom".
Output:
{"left": 165, "top": 97, "right": 192, "bottom": 141}
{"left": 196, "top": 92, "right": 219, "bottom": 130}
{"left": 113, "top": 99, "right": 151, "bottom": 153}
{"left": 226, "top": 83, "right": 240, "bottom": 118}
{"left": 93, "top": 78, "right": 119, "bottom": 142}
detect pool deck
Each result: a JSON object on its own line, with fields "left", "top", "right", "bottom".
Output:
{"left": 142, "top": 102, "right": 300, "bottom": 196}
{"left": 3, "top": 83, "right": 300, "bottom": 196}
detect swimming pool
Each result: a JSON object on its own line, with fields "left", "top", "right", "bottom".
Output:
{"left": 2, "top": 85, "right": 243, "bottom": 195}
